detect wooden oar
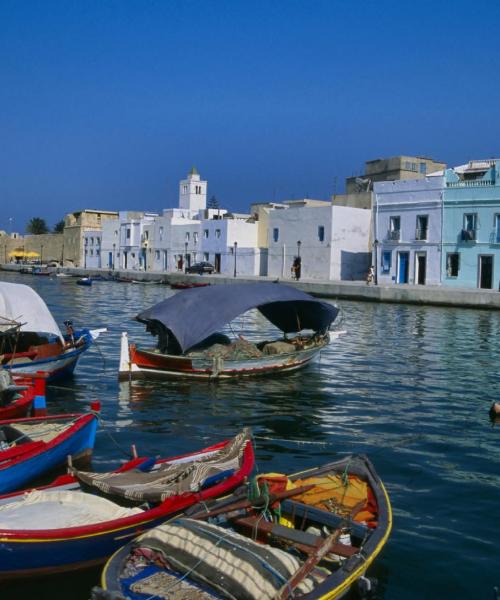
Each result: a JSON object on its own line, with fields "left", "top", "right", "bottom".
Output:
{"left": 276, "top": 531, "right": 343, "bottom": 599}
{"left": 189, "top": 484, "right": 315, "bottom": 521}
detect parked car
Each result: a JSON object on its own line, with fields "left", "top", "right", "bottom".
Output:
{"left": 186, "top": 261, "right": 215, "bottom": 274}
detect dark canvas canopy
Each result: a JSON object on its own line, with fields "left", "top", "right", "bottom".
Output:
{"left": 136, "top": 283, "right": 339, "bottom": 354}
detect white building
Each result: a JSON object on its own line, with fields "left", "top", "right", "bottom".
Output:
{"left": 267, "top": 200, "right": 371, "bottom": 280}
{"left": 373, "top": 175, "right": 444, "bottom": 285}
{"left": 83, "top": 231, "right": 102, "bottom": 269}
{"left": 101, "top": 211, "right": 158, "bottom": 271}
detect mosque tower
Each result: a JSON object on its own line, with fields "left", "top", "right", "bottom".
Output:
{"left": 179, "top": 167, "right": 207, "bottom": 213}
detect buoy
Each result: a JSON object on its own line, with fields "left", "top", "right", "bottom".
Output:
{"left": 489, "top": 402, "right": 500, "bottom": 420}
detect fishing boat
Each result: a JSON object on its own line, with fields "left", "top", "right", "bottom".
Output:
{"left": 76, "top": 277, "right": 92, "bottom": 286}
{"left": 0, "top": 429, "right": 253, "bottom": 580}
{"left": 0, "top": 410, "right": 99, "bottom": 494}
{"left": 170, "top": 281, "right": 210, "bottom": 289}
{"left": 119, "top": 282, "right": 341, "bottom": 381}
{"left": 0, "top": 282, "right": 105, "bottom": 381}
{"left": 96, "top": 454, "right": 391, "bottom": 600}
{"left": 0, "top": 371, "right": 46, "bottom": 420}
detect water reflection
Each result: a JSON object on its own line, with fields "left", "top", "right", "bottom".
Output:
{"left": 2, "top": 271, "right": 500, "bottom": 599}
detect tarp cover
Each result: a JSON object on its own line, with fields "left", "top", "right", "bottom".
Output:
{"left": 0, "top": 282, "right": 63, "bottom": 341}
{"left": 137, "top": 283, "right": 339, "bottom": 353}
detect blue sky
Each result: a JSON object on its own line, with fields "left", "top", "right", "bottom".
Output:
{"left": 1, "top": 0, "right": 499, "bottom": 232}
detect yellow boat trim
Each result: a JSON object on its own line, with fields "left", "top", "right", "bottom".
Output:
{"left": 316, "top": 480, "right": 393, "bottom": 599}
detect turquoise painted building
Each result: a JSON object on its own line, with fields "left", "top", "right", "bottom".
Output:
{"left": 442, "top": 159, "right": 500, "bottom": 289}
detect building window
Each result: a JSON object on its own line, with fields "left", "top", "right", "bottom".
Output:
{"left": 411, "top": 162, "right": 417, "bottom": 171}
{"left": 419, "top": 162, "right": 427, "bottom": 174}
{"left": 215, "top": 229, "right": 221, "bottom": 239}
{"left": 90, "top": 237, "right": 94, "bottom": 245}
{"left": 183, "top": 185, "right": 188, "bottom": 193}
{"left": 155, "top": 250, "right": 160, "bottom": 260}
{"left": 273, "top": 228, "right": 279, "bottom": 242}
{"left": 447, "top": 253, "right": 460, "bottom": 277}
{"left": 126, "top": 228, "right": 131, "bottom": 239}
{"left": 404, "top": 161, "right": 411, "bottom": 170}
{"left": 318, "top": 226, "right": 325, "bottom": 242}
{"left": 114, "top": 230, "right": 118, "bottom": 237}
{"left": 96, "top": 249, "right": 100, "bottom": 256}
{"left": 159, "top": 226, "right": 163, "bottom": 241}
{"left": 85, "top": 238, "right": 88, "bottom": 245}
{"left": 185, "top": 232, "right": 190, "bottom": 241}
{"left": 204, "top": 229, "right": 209, "bottom": 238}
{"left": 382, "top": 251, "right": 391, "bottom": 273}
{"left": 462, "top": 213, "right": 477, "bottom": 241}
{"left": 144, "top": 230, "right": 149, "bottom": 240}
{"left": 90, "top": 249, "right": 93, "bottom": 256}
{"left": 204, "top": 252, "right": 209, "bottom": 261}
{"left": 193, "top": 232, "right": 198, "bottom": 244}
{"left": 495, "top": 215, "right": 500, "bottom": 243}
{"left": 416, "top": 215, "right": 428, "bottom": 240}
{"left": 389, "top": 216, "right": 400, "bottom": 240}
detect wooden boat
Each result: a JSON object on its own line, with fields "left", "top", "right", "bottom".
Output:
{"left": 76, "top": 277, "right": 92, "bottom": 286}
{"left": 0, "top": 372, "right": 47, "bottom": 420}
{"left": 119, "top": 282, "right": 341, "bottom": 381}
{"left": 170, "top": 281, "right": 210, "bottom": 289}
{"left": 0, "top": 429, "right": 254, "bottom": 580}
{"left": 0, "top": 282, "right": 105, "bottom": 381}
{"left": 96, "top": 454, "right": 391, "bottom": 600}
{"left": 0, "top": 410, "right": 99, "bottom": 494}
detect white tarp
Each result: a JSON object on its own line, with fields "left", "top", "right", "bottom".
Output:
{"left": 0, "top": 282, "right": 63, "bottom": 341}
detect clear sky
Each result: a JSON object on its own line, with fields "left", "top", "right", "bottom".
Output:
{"left": 1, "top": 0, "right": 499, "bottom": 232}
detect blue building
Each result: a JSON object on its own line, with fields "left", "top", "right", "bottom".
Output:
{"left": 442, "top": 159, "right": 500, "bottom": 289}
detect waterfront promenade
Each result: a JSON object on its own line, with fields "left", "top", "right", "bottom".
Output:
{"left": 2, "top": 262, "right": 500, "bottom": 310}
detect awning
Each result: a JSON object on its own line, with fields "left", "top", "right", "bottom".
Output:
{"left": 137, "top": 282, "right": 339, "bottom": 353}
{"left": 0, "top": 282, "right": 63, "bottom": 341}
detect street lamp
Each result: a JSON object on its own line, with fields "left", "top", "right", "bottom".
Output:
{"left": 373, "top": 239, "right": 379, "bottom": 285}
{"left": 112, "top": 243, "right": 116, "bottom": 270}
{"left": 297, "top": 240, "right": 301, "bottom": 257}
{"left": 233, "top": 241, "right": 238, "bottom": 278}
{"left": 40, "top": 244, "right": 44, "bottom": 265}
{"left": 184, "top": 241, "right": 188, "bottom": 273}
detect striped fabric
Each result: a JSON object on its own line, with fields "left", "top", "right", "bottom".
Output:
{"left": 72, "top": 430, "right": 249, "bottom": 503}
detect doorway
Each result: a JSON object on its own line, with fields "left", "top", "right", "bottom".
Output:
{"left": 415, "top": 252, "right": 426, "bottom": 285}
{"left": 163, "top": 250, "right": 168, "bottom": 271}
{"left": 397, "top": 252, "right": 409, "bottom": 284}
{"left": 214, "top": 253, "right": 221, "bottom": 273}
{"left": 479, "top": 255, "right": 493, "bottom": 289}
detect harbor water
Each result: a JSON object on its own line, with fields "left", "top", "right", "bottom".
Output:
{"left": 1, "top": 271, "right": 500, "bottom": 599}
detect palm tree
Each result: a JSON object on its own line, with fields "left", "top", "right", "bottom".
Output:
{"left": 53, "top": 220, "right": 65, "bottom": 233}
{"left": 26, "top": 217, "right": 49, "bottom": 235}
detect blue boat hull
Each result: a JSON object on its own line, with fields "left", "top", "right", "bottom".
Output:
{"left": 0, "top": 512, "right": 170, "bottom": 579}
{"left": 0, "top": 415, "right": 98, "bottom": 494}
{"left": 2, "top": 329, "right": 93, "bottom": 382}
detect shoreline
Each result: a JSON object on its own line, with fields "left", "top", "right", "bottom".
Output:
{"left": 2, "top": 262, "right": 500, "bottom": 310}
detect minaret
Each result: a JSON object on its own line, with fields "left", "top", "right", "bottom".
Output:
{"left": 179, "top": 167, "right": 207, "bottom": 212}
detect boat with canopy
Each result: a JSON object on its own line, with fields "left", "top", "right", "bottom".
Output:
{"left": 0, "top": 282, "right": 105, "bottom": 381}
{"left": 119, "top": 282, "right": 341, "bottom": 380}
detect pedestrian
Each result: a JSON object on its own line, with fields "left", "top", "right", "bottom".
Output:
{"left": 366, "top": 265, "right": 374, "bottom": 285}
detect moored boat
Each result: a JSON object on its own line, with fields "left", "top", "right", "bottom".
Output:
{"left": 119, "top": 282, "right": 341, "bottom": 381}
{"left": 76, "top": 277, "right": 92, "bottom": 286}
{"left": 170, "top": 281, "right": 210, "bottom": 289}
{"left": 0, "top": 282, "right": 105, "bottom": 381}
{"left": 0, "top": 429, "right": 254, "bottom": 580}
{"left": 96, "top": 454, "right": 391, "bottom": 600}
{"left": 0, "top": 371, "right": 47, "bottom": 420}
{"left": 0, "top": 410, "right": 99, "bottom": 494}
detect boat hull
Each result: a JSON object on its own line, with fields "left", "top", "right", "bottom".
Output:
{"left": 2, "top": 329, "right": 94, "bottom": 382}
{"left": 119, "top": 333, "right": 328, "bottom": 381}
{"left": 0, "top": 413, "right": 98, "bottom": 494}
{"left": 0, "top": 432, "right": 254, "bottom": 580}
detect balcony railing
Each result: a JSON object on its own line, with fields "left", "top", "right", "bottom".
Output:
{"left": 415, "top": 228, "right": 428, "bottom": 241}
{"left": 489, "top": 231, "right": 500, "bottom": 245}
{"left": 461, "top": 229, "right": 476, "bottom": 242}
{"left": 447, "top": 180, "right": 494, "bottom": 188}
{"left": 387, "top": 230, "right": 400, "bottom": 241}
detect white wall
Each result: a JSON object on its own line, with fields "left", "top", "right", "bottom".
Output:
{"left": 83, "top": 231, "right": 102, "bottom": 269}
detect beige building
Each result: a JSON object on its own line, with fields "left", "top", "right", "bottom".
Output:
{"left": 0, "top": 232, "right": 64, "bottom": 264}
{"left": 63, "top": 209, "right": 118, "bottom": 266}
{"left": 334, "top": 155, "right": 446, "bottom": 210}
